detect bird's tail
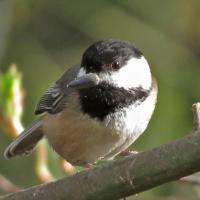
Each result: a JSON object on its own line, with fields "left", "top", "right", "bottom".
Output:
{"left": 4, "top": 120, "right": 44, "bottom": 159}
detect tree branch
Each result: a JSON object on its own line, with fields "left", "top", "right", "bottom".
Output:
{"left": 1, "top": 129, "right": 200, "bottom": 200}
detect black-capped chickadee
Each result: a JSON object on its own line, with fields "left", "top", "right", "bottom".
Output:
{"left": 4, "top": 39, "right": 157, "bottom": 166}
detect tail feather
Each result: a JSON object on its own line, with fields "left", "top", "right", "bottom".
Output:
{"left": 4, "top": 120, "right": 44, "bottom": 159}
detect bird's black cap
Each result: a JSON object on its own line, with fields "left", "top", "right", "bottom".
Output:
{"left": 81, "top": 39, "right": 143, "bottom": 73}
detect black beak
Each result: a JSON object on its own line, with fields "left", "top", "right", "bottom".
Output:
{"left": 68, "top": 73, "right": 100, "bottom": 90}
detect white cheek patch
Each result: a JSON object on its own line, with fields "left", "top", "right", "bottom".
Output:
{"left": 110, "top": 56, "right": 152, "bottom": 90}
{"left": 77, "top": 57, "right": 152, "bottom": 90}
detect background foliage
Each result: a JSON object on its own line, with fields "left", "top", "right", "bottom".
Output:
{"left": 0, "top": 0, "right": 200, "bottom": 199}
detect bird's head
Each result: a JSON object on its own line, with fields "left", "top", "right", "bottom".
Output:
{"left": 69, "top": 39, "right": 152, "bottom": 91}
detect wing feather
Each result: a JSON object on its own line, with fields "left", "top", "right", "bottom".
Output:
{"left": 35, "top": 65, "right": 80, "bottom": 115}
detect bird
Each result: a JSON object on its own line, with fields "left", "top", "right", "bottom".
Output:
{"left": 4, "top": 39, "right": 157, "bottom": 167}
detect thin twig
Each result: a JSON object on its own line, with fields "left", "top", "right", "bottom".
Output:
{"left": 182, "top": 103, "right": 200, "bottom": 189}
{"left": 0, "top": 108, "right": 17, "bottom": 137}
{"left": 180, "top": 176, "right": 200, "bottom": 185}
{"left": 192, "top": 103, "right": 200, "bottom": 131}
{"left": 179, "top": 103, "right": 200, "bottom": 197}
{"left": 0, "top": 175, "right": 20, "bottom": 194}
{"left": 60, "top": 159, "right": 75, "bottom": 176}
{"left": 36, "top": 141, "right": 55, "bottom": 183}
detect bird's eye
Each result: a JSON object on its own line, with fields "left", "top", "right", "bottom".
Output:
{"left": 112, "top": 61, "right": 120, "bottom": 70}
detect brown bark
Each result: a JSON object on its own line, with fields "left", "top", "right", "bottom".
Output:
{"left": 1, "top": 130, "right": 200, "bottom": 200}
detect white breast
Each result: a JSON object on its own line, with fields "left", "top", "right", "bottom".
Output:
{"left": 103, "top": 83, "right": 157, "bottom": 159}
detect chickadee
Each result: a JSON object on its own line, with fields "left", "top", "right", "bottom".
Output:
{"left": 4, "top": 39, "right": 157, "bottom": 166}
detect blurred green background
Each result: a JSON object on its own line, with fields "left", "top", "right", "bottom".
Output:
{"left": 0, "top": 0, "right": 200, "bottom": 199}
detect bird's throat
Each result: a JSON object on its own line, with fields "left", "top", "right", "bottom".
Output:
{"left": 79, "top": 82, "right": 150, "bottom": 121}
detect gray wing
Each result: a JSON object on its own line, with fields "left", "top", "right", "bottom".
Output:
{"left": 4, "top": 120, "right": 43, "bottom": 158}
{"left": 35, "top": 65, "right": 80, "bottom": 115}
{"left": 4, "top": 66, "right": 80, "bottom": 159}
